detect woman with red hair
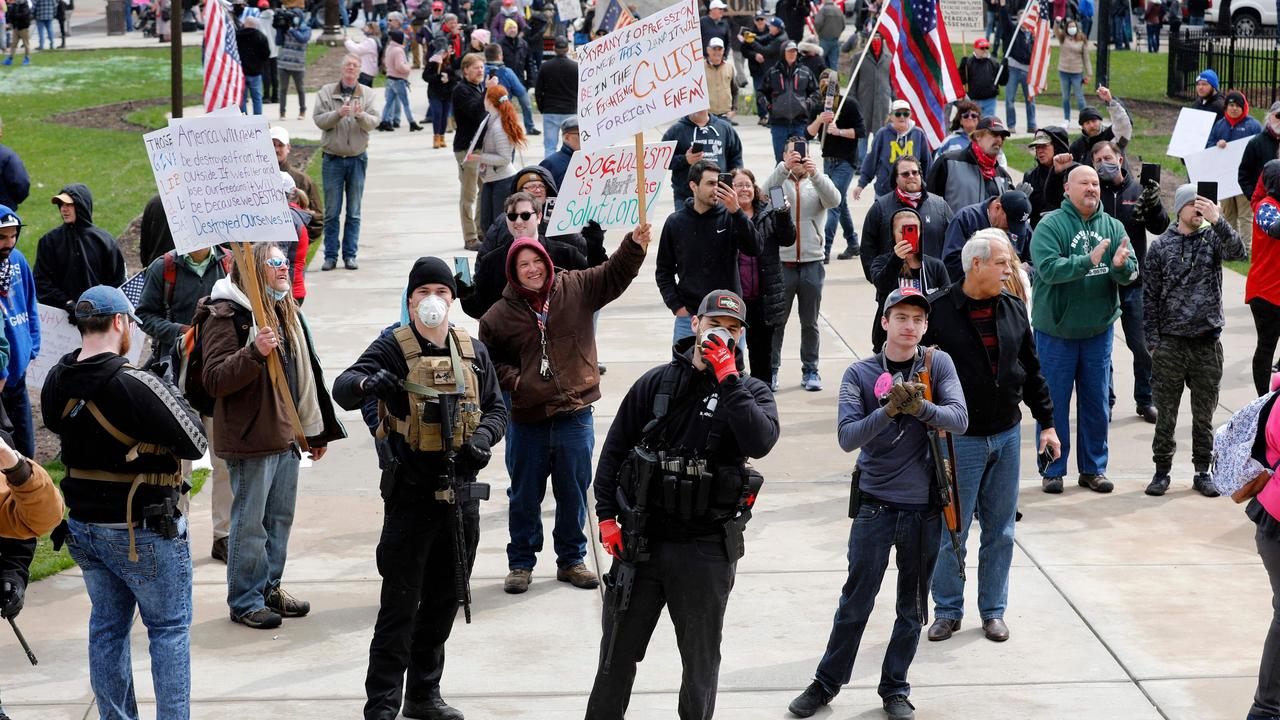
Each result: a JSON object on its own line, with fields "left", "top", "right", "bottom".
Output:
{"left": 466, "top": 84, "right": 526, "bottom": 232}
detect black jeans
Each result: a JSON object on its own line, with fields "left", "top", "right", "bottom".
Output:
{"left": 744, "top": 297, "right": 775, "bottom": 380}
{"left": 1254, "top": 525, "right": 1280, "bottom": 716}
{"left": 586, "top": 536, "right": 737, "bottom": 720}
{"left": 364, "top": 495, "right": 479, "bottom": 720}
{"left": 1251, "top": 298, "right": 1280, "bottom": 396}
{"left": 264, "top": 57, "right": 278, "bottom": 102}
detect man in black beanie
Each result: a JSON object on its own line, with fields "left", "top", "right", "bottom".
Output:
{"left": 333, "top": 257, "right": 508, "bottom": 720}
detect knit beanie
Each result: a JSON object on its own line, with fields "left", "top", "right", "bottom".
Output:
{"left": 407, "top": 257, "right": 458, "bottom": 299}
{"left": 1173, "top": 183, "right": 1198, "bottom": 215}
{"left": 1197, "top": 69, "right": 1220, "bottom": 91}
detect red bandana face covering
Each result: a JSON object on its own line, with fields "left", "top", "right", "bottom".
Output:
{"left": 895, "top": 188, "right": 921, "bottom": 207}
{"left": 973, "top": 144, "right": 999, "bottom": 180}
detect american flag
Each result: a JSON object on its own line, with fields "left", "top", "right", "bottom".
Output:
{"left": 203, "top": 0, "right": 245, "bottom": 113}
{"left": 875, "top": 0, "right": 964, "bottom": 149}
{"left": 598, "top": 0, "right": 636, "bottom": 32}
{"left": 120, "top": 271, "right": 147, "bottom": 308}
{"left": 805, "top": 0, "right": 820, "bottom": 34}
{"left": 1018, "top": 0, "right": 1052, "bottom": 99}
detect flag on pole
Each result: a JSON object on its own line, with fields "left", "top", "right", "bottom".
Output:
{"left": 1019, "top": 0, "right": 1053, "bottom": 99}
{"left": 805, "top": 0, "right": 820, "bottom": 34}
{"left": 597, "top": 0, "right": 636, "bottom": 32}
{"left": 203, "top": 0, "right": 245, "bottom": 113}
{"left": 875, "top": 0, "right": 964, "bottom": 149}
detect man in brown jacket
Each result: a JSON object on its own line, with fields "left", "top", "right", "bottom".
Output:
{"left": 196, "top": 243, "right": 345, "bottom": 630}
{"left": 479, "top": 224, "right": 651, "bottom": 594}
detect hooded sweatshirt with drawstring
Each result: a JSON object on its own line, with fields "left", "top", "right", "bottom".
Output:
{"left": 1206, "top": 92, "right": 1263, "bottom": 147}
{"left": 859, "top": 121, "right": 933, "bottom": 196}
{"left": 34, "top": 184, "right": 127, "bottom": 315}
{"left": 0, "top": 205, "right": 40, "bottom": 385}
{"left": 661, "top": 114, "right": 744, "bottom": 206}
{"left": 764, "top": 160, "right": 840, "bottom": 263}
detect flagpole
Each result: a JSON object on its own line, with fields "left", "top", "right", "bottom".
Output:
{"left": 994, "top": 0, "right": 1037, "bottom": 87}
{"left": 834, "top": 1, "right": 890, "bottom": 119}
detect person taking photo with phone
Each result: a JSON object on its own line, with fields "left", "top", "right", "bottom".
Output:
{"left": 731, "top": 168, "right": 795, "bottom": 380}
{"left": 870, "top": 208, "right": 948, "bottom": 353}
{"left": 661, "top": 109, "right": 743, "bottom": 208}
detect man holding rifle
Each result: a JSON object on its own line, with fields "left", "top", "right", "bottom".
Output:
{"left": 586, "top": 289, "right": 779, "bottom": 720}
{"left": 334, "top": 257, "right": 507, "bottom": 720}
{"left": 788, "top": 287, "right": 967, "bottom": 720}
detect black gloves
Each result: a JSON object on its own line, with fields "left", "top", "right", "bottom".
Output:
{"left": 1, "top": 579, "right": 25, "bottom": 619}
{"left": 463, "top": 432, "right": 492, "bottom": 469}
{"left": 364, "top": 369, "right": 400, "bottom": 401}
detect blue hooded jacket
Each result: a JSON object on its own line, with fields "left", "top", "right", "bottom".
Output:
{"left": 0, "top": 206, "right": 40, "bottom": 383}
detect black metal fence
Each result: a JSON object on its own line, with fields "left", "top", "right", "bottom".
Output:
{"left": 1167, "top": 29, "right": 1280, "bottom": 108}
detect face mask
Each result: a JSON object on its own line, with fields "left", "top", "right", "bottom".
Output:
{"left": 1067, "top": 26, "right": 1078, "bottom": 35}
{"left": 267, "top": 287, "right": 290, "bottom": 301}
{"left": 417, "top": 295, "right": 449, "bottom": 328}
{"left": 1096, "top": 161, "right": 1121, "bottom": 182}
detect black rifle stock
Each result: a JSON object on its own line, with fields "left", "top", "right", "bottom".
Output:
{"left": 435, "top": 393, "right": 474, "bottom": 624}
{"left": 601, "top": 448, "right": 656, "bottom": 675}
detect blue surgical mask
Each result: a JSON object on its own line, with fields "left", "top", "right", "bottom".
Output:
{"left": 268, "top": 287, "right": 290, "bottom": 301}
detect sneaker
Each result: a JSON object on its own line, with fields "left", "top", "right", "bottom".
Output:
{"left": 883, "top": 694, "right": 915, "bottom": 719}
{"left": 504, "top": 568, "right": 532, "bottom": 594}
{"left": 556, "top": 562, "right": 600, "bottom": 589}
{"left": 265, "top": 586, "right": 311, "bottom": 618}
{"left": 1, "top": 57, "right": 10, "bottom": 66}
{"left": 21, "top": 56, "right": 29, "bottom": 65}
{"left": 321, "top": 258, "right": 337, "bottom": 271}
{"left": 211, "top": 536, "right": 228, "bottom": 563}
{"left": 802, "top": 372, "right": 823, "bottom": 391}
{"left": 837, "top": 248, "right": 859, "bottom": 260}
{"left": 1192, "top": 471, "right": 1220, "bottom": 498}
{"left": 298, "top": 110, "right": 306, "bottom": 120}
{"left": 464, "top": 237, "right": 482, "bottom": 251}
{"left": 528, "top": 127, "right": 542, "bottom": 135}
{"left": 787, "top": 681, "right": 834, "bottom": 717}
{"left": 597, "top": 363, "right": 607, "bottom": 375}
{"left": 769, "top": 370, "right": 779, "bottom": 393}
{"left": 1078, "top": 473, "right": 1114, "bottom": 493}
{"left": 1138, "top": 405, "right": 1158, "bottom": 424}
{"left": 823, "top": 252, "right": 831, "bottom": 264}
{"left": 1145, "top": 471, "right": 1171, "bottom": 496}
{"left": 344, "top": 257, "right": 359, "bottom": 270}
{"left": 1042, "top": 476, "right": 1064, "bottom": 494}
{"left": 231, "top": 607, "right": 282, "bottom": 629}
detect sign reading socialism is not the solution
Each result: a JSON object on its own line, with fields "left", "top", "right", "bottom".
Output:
{"left": 576, "top": 0, "right": 710, "bottom": 151}
{"left": 546, "top": 141, "right": 676, "bottom": 235}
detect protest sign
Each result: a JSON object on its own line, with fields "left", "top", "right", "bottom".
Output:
{"left": 546, "top": 141, "right": 676, "bottom": 235}
{"left": 26, "top": 304, "right": 145, "bottom": 391}
{"left": 169, "top": 114, "right": 295, "bottom": 250}
{"left": 1184, "top": 138, "right": 1250, "bottom": 199}
{"left": 142, "top": 128, "right": 200, "bottom": 254}
{"left": 576, "top": 0, "right": 708, "bottom": 152}
{"left": 556, "top": 0, "right": 582, "bottom": 21}
{"left": 1167, "top": 108, "right": 1218, "bottom": 159}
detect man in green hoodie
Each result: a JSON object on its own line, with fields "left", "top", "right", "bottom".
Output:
{"left": 1030, "top": 165, "right": 1138, "bottom": 495}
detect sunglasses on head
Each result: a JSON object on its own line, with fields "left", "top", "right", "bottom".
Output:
{"left": 265, "top": 257, "right": 288, "bottom": 268}
{"left": 507, "top": 211, "right": 536, "bottom": 221}
{"left": 961, "top": 111, "right": 980, "bottom": 119}
{"left": 893, "top": 111, "right": 912, "bottom": 118}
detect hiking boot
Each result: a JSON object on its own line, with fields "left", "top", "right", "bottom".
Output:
{"left": 883, "top": 694, "right": 915, "bottom": 719}
{"left": 1192, "top": 471, "right": 1220, "bottom": 498}
{"left": 344, "top": 257, "right": 359, "bottom": 270}
{"left": 266, "top": 586, "right": 311, "bottom": 618}
{"left": 787, "top": 681, "right": 834, "bottom": 717}
{"left": 211, "top": 536, "right": 228, "bottom": 563}
{"left": 321, "top": 258, "right": 337, "bottom": 271}
{"left": 1042, "top": 476, "right": 1063, "bottom": 494}
{"left": 802, "top": 371, "right": 823, "bottom": 391}
{"left": 504, "top": 568, "right": 532, "bottom": 594}
{"left": 1078, "top": 473, "right": 1114, "bottom": 493}
{"left": 1138, "top": 405, "right": 1158, "bottom": 424}
{"left": 557, "top": 562, "right": 599, "bottom": 589}
{"left": 837, "top": 247, "right": 860, "bottom": 259}
{"left": 1145, "top": 471, "right": 1171, "bottom": 496}
{"left": 927, "top": 617, "right": 960, "bottom": 641}
{"left": 231, "top": 607, "right": 282, "bottom": 629}
{"left": 409, "top": 122, "right": 424, "bottom": 132}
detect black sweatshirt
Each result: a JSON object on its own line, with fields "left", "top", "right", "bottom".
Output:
{"left": 452, "top": 79, "right": 487, "bottom": 152}
{"left": 534, "top": 55, "right": 578, "bottom": 115}
{"left": 656, "top": 199, "right": 760, "bottom": 315}
{"left": 815, "top": 97, "right": 868, "bottom": 163}
{"left": 594, "top": 340, "right": 779, "bottom": 538}
{"left": 34, "top": 184, "right": 127, "bottom": 314}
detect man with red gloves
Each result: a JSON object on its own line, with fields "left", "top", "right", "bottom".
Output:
{"left": 586, "top": 289, "right": 780, "bottom": 720}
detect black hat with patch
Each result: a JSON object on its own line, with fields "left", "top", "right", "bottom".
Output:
{"left": 696, "top": 289, "right": 749, "bottom": 327}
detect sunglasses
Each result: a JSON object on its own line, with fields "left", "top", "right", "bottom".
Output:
{"left": 265, "top": 257, "right": 288, "bottom": 268}
{"left": 897, "top": 169, "right": 921, "bottom": 177}
{"left": 507, "top": 211, "right": 536, "bottom": 221}
{"left": 961, "top": 111, "right": 981, "bottom": 119}
{"left": 893, "top": 111, "right": 912, "bottom": 118}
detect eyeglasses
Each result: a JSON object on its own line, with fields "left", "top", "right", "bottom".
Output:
{"left": 265, "top": 257, "right": 288, "bottom": 268}
{"left": 507, "top": 211, "right": 536, "bottom": 221}
{"left": 893, "top": 111, "right": 912, "bottom": 118}
{"left": 960, "top": 111, "right": 980, "bottom": 119}
{"left": 897, "top": 169, "right": 921, "bottom": 177}
{"left": 523, "top": 181, "right": 546, "bottom": 190}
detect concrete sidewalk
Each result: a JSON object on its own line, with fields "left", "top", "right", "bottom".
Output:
{"left": 1, "top": 76, "right": 1269, "bottom": 719}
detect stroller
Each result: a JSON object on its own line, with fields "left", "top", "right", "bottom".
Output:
{"left": 139, "top": 1, "right": 158, "bottom": 36}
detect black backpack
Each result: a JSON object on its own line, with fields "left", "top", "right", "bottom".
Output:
{"left": 8, "top": 0, "right": 33, "bottom": 27}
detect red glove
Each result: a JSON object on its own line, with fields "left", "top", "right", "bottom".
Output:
{"left": 701, "top": 333, "right": 739, "bottom": 383}
{"left": 599, "top": 519, "right": 623, "bottom": 557}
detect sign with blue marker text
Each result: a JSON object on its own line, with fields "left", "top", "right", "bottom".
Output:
{"left": 546, "top": 141, "right": 676, "bottom": 234}
{"left": 575, "top": 0, "right": 708, "bottom": 151}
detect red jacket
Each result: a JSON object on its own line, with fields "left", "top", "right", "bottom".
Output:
{"left": 1247, "top": 195, "right": 1280, "bottom": 305}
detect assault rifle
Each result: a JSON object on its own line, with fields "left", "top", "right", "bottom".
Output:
{"left": 434, "top": 392, "right": 490, "bottom": 624}
{"left": 601, "top": 447, "right": 657, "bottom": 675}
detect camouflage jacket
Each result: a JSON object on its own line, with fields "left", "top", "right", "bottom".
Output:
{"left": 1142, "top": 217, "right": 1248, "bottom": 350}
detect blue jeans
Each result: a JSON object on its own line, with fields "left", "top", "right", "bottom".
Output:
{"left": 1081, "top": 14, "right": 1093, "bottom": 37}
{"left": 931, "top": 426, "right": 1020, "bottom": 621}
{"left": 819, "top": 37, "right": 840, "bottom": 69}
{"left": 1004, "top": 65, "right": 1036, "bottom": 131}
{"left": 1035, "top": 327, "right": 1113, "bottom": 477}
{"left": 65, "top": 517, "right": 191, "bottom": 720}
{"left": 322, "top": 151, "right": 367, "bottom": 261}
{"left": 824, "top": 158, "right": 858, "bottom": 254}
{"left": 380, "top": 77, "right": 412, "bottom": 125}
{"left": 428, "top": 96, "right": 452, "bottom": 135}
{"left": 240, "top": 74, "right": 264, "bottom": 115}
{"left": 35, "top": 18, "right": 53, "bottom": 48}
{"left": 1118, "top": 283, "right": 1153, "bottom": 407}
{"left": 1, "top": 375, "right": 34, "bottom": 458}
{"left": 814, "top": 504, "right": 942, "bottom": 699}
{"left": 1147, "top": 22, "right": 1161, "bottom": 52}
{"left": 226, "top": 451, "right": 299, "bottom": 616}
{"left": 770, "top": 123, "right": 808, "bottom": 162}
{"left": 977, "top": 97, "right": 997, "bottom": 117}
{"left": 1059, "top": 71, "right": 1084, "bottom": 122}
{"left": 516, "top": 92, "right": 535, "bottom": 132}
{"left": 672, "top": 313, "right": 695, "bottom": 345}
{"left": 505, "top": 407, "right": 595, "bottom": 570}
{"left": 542, "top": 112, "right": 572, "bottom": 155}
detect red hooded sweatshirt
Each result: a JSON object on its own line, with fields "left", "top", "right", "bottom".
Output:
{"left": 505, "top": 237, "right": 555, "bottom": 313}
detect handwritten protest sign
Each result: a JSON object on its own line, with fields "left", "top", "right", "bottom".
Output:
{"left": 556, "top": 0, "right": 582, "bottom": 21}
{"left": 576, "top": 0, "right": 708, "bottom": 151}
{"left": 142, "top": 128, "right": 200, "bottom": 254}
{"left": 26, "top": 304, "right": 145, "bottom": 390}
{"left": 1184, "top": 137, "right": 1250, "bottom": 199}
{"left": 169, "top": 114, "right": 295, "bottom": 250}
{"left": 547, "top": 141, "right": 676, "bottom": 235}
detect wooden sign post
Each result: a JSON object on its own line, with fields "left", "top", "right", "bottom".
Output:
{"left": 635, "top": 132, "right": 647, "bottom": 226}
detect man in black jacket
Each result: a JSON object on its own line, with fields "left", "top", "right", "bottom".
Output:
{"left": 859, "top": 156, "right": 953, "bottom": 282}
{"left": 534, "top": 38, "right": 577, "bottom": 156}
{"left": 35, "top": 184, "right": 127, "bottom": 321}
{"left": 454, "top": 53, "right": 492, "bottom": 250}
{"left": 586, "top": 289, "right": 779, "bottom": 720}
{"left": 334, "top": 258, "right": 507, "bottom": 720}
{"left": 959, "top": 39, "right": 1000, "bottom": 117}
{"left": 941, "top": 190, "right": 1032, "bottom": 280}
{"left": 656, "top": 160, "right": 761, "bottom": 344}
{"left": 1023, "top": 128, "right": 1074, "bottom": 228}
{"left": 41, "top": 285, "right": 207, "bottom": 717}
{"left": 236, "top": 16, "right": 271, "bottom": 115}
{"left": 923, "top": 229, "right": 1058, "bottom": 646}
{"left": 926, "top": 116, "right": 1015, "bottom": 212}
{"left": 1240, "top": 103, "right": 1280, "bottom": 216}
{"left": 761, "top": 43, "right": 819, "bottom": 161}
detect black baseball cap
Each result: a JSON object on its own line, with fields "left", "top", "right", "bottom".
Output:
{"left": 882, "top": 287, "right": 931, "bottom": 316}
{"left": 696, "top": 289, "right": 749, "bottom": 326}
{"left": 974, "top": 116, "right": 1011, "bottom": 137}
{"left": 998, "top": 190, "right": 1031, "bottom": 241}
